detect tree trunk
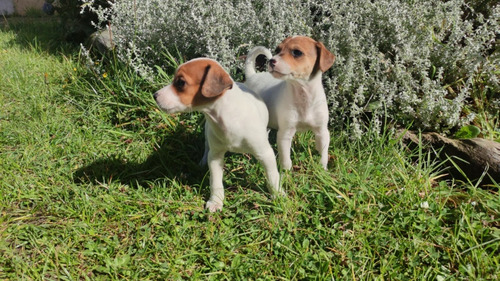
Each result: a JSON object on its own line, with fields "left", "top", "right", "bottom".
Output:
{"left": 399, "top": 130, "right": 500, "bottom": 186}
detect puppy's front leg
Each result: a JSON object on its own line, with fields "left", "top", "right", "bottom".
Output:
{"left": 277, "top": 128, "right": 296, "bottom": 170}
{"left": 314, "top": 126, "right": 330, "bottom": 170}
{"left": 206, "top": 149, "right": 225, "bottom": 212}
{"left": 254, "top": 146, "right": 282, "bottom": 196}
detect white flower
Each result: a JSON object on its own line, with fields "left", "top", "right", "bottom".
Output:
{"left": 420, "top": 201, "right": 430, "bottom": 209}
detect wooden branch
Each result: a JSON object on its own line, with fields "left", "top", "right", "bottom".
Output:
{"left": 399, "top": 130, "right": 500, "bottom": 186}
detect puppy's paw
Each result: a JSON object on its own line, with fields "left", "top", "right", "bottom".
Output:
{"left": 281, "top": 161, "right": 292, "bottom": 170}
{"left": 271, "top": 188, "right": 286, "bottom": 199}
{"left": 320, "top": 159, "right": 328, "bottom": 170}
{"left": 205, "top": 200, "right": 223, "bottom": 212}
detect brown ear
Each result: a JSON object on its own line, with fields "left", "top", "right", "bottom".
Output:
{"left": 201, "top": 64, "right": 233, "bottom": 98}
{"left": 316, "top": 41, "right": 335, "bottom": 72}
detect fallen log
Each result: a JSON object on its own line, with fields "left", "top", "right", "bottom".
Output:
{"left": 399, "top": 130, "right": 500, "bottom": 186}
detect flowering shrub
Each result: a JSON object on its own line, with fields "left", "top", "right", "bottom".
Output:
{"left": 82, "top": 0, "right": 500, "bottom": 136}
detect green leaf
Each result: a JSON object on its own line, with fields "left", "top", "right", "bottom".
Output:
{"left": 455, "top": 125, "right": 480, "bottom": 139}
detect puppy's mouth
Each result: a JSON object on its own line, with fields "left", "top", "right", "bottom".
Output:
{"left": 163, "top": 107, "right": 176, "bottom": 113}
{"left": 269, "top": 69, "right": 287, "bottom": 78}
{"left": 162, "top": 104, "right": 194, "bottom": 114}
{"left": 157, "top": 105, "right": 180, "bottom": 114}
{"left": 270, "top": 68, "right": 306, "bottom": 80}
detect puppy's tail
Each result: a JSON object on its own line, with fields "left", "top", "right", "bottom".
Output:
{"left": 245, "top": 46, "right": 272, "bottom": 80}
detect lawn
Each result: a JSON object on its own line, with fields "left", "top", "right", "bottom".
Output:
{"left": 0, "top": 17, "right": 499, "bottom": 280}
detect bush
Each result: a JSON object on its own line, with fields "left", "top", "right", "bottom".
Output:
{"left": 82, "top": 0, "right": 500, "bottom": 136}
{"left": 51, "top": 0, "right": 111, "bottom": 43}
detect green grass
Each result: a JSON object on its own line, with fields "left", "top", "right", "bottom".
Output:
{"left": 1, "top": 18, "right": 499, "bottom": 280}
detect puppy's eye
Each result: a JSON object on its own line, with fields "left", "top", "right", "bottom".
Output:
{"left": 291, "top": 49, "right": 303, "bottom": 58}
{"left": 274, "top": 47, "right": 282, "bottom": 54}
{"left": 174, "top": 78, "right": 186, "bottom": 90}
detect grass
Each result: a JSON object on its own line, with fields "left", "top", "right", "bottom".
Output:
{"left": 1, "top": 17, "right": 499, "bottom": 280}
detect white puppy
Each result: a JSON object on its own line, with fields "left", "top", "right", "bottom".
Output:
{"left": 244, "top": 36, "right": 335, "bottom": 170}
{"left": 154, "top": 58, "right": 281, "bottom": 212}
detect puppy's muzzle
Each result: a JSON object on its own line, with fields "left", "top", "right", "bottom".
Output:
{"left": 153, "top": 91, "right": 160, "bottom": 101}
{"left": 269, "top": 58, "right": 277, "bottom": 68}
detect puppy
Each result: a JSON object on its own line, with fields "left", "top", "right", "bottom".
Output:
{"left": 154, "top": 58, "right": 281, "bottom": 212}
{"left": 244, "top": 36, "right": 335, "bottom": 170}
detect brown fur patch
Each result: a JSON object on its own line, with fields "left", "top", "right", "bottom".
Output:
{"left": 171, "top": 59, "right": 233, "bottom": 107}
{"left": 276, "top": 36, "right": 334, "bottom": 78}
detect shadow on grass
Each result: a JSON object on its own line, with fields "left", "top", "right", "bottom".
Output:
{"left": 74, "top": 126, "right": 277, "bottom": 205}
{"left": 1, "top": 16, "right": 79, "bottom": 55}
{"left": 74, "top": 125, "right": 209, "bottom": 190}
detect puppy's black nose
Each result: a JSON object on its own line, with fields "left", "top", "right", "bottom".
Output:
{"left": 269, "top": 58, "right": 277, "bottom": 67}
{"left": 153, "top": 92, "right": 159, "bottom": 100}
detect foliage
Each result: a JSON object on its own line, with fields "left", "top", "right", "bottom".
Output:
{"left": 50, "top": 0, "right": 111, "bottom": 43}
{"left": 455, "top": 125, "right": 481, "bottom": 138}
{"left": 82, "top": 0, "right": 500, "bottom": 137}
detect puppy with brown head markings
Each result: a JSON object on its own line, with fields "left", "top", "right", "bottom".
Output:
{"left": 154, "top": 58, "right": 282, "bottom": 212}
{"left": 244, "top": 36, "right": 335, "bottom": 170}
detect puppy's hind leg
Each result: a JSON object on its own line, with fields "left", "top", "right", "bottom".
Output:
{"left": 199, "top": 138, "right": 209, "bottom": 166}
{"left": 199, "top": 122, "right": 209, "bottom": 166}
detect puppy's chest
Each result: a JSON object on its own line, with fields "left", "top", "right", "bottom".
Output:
{"left": 294, "top": 98, "right": 312, "bottom": 117}
{"left": 293, "top": 96, "right": 318, "bottom": 121}
{"left": 288, "top": 96, "right": 326, "bottom": 129}
{"left": 295, "top": 110, "right": 319, "bottom": 130}
{"left": 207, "top": 120, "right": 250, "bottom": 152}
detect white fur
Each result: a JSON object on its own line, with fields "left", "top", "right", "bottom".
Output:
{"left": 154, "top": 85, "right": 187, "bottom": 113}
{"left": 245, "top": 46, "right": 331, "bottom": 170}
{"left": 155, "top": 66, "right": 282, "bottom": 212}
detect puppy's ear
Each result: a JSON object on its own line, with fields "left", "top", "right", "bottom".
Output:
{"left": 201, "top": 64, "right": 233, "bottom": 98}
{"left": 316, "top": 41, "right": 335, "bottom": 72}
